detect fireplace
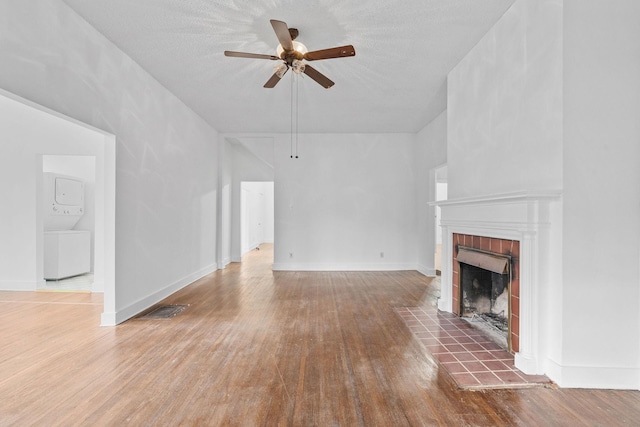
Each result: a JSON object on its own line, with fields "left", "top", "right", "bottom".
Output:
{"left": 452, "top": 234, "right": 520, "bottom": 353}
{"left": 435, "top": 191, "right": 560, "bottom": 375}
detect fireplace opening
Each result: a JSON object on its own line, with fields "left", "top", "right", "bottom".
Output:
{"left": 457, "top": 247, "right": 511, "bottom": 348}
{"left": 460, "top": 264, "right": 509, "bottom": 328}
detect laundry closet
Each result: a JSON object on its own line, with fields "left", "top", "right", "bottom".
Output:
{"left": 41, "top": 155, "right": 96, "bottom": 288}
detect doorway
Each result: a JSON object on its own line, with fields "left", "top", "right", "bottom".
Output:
{"left": 240, "top": 182, "right": 274, "bottom": 258}
{"left": 0, "top": 89, "right": 116, "bottom": 325}
{"left": 434, "top": 165, "right": 448, "bottom": 273}
{"left": 40, "top": 155, "right": 97, "bottom": 292}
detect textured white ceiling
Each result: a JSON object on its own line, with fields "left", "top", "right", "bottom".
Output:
{"left": 61, "top": 0, "right": 515, "bottom": 133}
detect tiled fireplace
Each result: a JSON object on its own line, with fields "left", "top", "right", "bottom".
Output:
{"left": 436, "top": 191, "right": 561, "bottom": 375}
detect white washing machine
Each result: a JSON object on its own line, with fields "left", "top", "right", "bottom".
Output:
{"left": 43, "top": 230, "right": 90, "bottom": 280}
{"left": 43, "top": 173, "right": 91, "bottom": 280}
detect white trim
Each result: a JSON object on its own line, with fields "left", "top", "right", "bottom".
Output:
{"left": 432, "top": 190, "right": 562, "bottom": 207}
{"left": 546, "top": 359, "right": 640, "bottom": 390}
{"left": 416, "top": 264, "right": 437, "bottom": 277}
{"left": 272, "top": 262, "right": 417, "bottom": 272}
{"left": 100, "top": 263, "right": 218, "bottom": 326}
{"left": 91, "top": 279, "right": 104, "bottom": 293}
{"left": 438, "top": 225, "right": 453, "bottom": 313}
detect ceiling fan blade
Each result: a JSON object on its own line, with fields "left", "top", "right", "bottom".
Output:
{"left": 270, "top": 19, "right": 293, "bottom": 51}
{"left": 224, "top": 51, "right": 280, "bottom": 60}
{"left": 304, "top": 45, "right": 356, "bottom": 61}
{"left": 264, "top": 67, "right": 289, "bottom": 88}
{"left": 303, "top": 65, "right": 334, "bottom": 89}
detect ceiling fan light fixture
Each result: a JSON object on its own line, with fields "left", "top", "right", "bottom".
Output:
{"left": 274, "top": 63, "right": 288, "bottom": 78}
{"left": 276, "top": 41, "right": 308, "bottom": 57}
{"left": 292, "top": 60, "right": 306, "bottom": 74}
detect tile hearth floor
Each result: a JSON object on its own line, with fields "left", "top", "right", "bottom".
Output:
{"left": 396, "top": 306, "right": 552, "bottom": 390}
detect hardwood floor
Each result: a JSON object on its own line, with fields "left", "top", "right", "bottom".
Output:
{"left": 1, "top": 244, "right": 639, "bottom": 426}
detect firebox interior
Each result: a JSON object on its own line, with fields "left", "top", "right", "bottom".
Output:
{"left": 457, "top": 246, "right": 511, "bottom": 348}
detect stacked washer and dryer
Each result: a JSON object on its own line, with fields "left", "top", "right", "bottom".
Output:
{"left": 43, "top": 173, "right": 91, "bottom": 280}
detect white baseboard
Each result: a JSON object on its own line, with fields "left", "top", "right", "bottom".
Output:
{"left": 416, "top": 264, "right": 437, "bottom": 277}
{"left": 100, "top": 262, "right": 219, "bottom": 326}
{"left": 437, "top": 298, "right": 452, "bottom": 312}
{"left": 546, "top": 358, "right": 639, "bottom": 390}
{"left": 272, "top": 262, "right": 416, "bottom": 271}
{"left": 0, "top": 280, "right": 37, "bottom": 291}
{"left": 514, "top": 352, "right": 542, "bottom": 375}
{"left": 92, "top": 279, "right": 104, "bottom": 293}
{"left": 100, "top": 311, "right": 116, "bottom": 326}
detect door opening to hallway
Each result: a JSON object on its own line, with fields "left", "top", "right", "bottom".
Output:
{"left": 240, "top": 181, "right": 274, "bottom": 261}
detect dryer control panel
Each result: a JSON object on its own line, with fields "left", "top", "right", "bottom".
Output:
{"left": 43, "top": 173, "right": 85, "bottom": 230}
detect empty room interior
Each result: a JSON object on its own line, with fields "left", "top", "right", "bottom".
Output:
{"left": 1, "top": 0, "right": 639, "bottom": 425}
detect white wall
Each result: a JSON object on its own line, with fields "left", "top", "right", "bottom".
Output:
{"left": 414, "top": 111, "right": 447, "bottom": 276}
{"left": 264, "top": 182, "right": 275, "bottom": 244}
{"left": 273, "top": 133, "right": 417, "bottom": 271}
{"left": 447, "top": 0, "right": 563, "bottom": 199}
{"left": 560, "top": 0, "right": 640, "bottom": 389}
{"left": 0, "top": 0, "right": 219, "bottom": 324}
{"left": 217, "top": 139, "right": 233, "bottom": 268}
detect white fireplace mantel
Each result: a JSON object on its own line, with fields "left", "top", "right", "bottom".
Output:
{"left": 434, "top": 190, "right": 561, "bottom": 233}
{"left": 434, "top": 190, "right": 562, "bottom": 375}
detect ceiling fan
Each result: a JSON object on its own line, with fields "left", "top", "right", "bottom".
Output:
{"left": 224, "top": 19, "right": 356, "bottom": 89}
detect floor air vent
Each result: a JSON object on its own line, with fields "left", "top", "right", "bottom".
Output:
{"left": 138, "top": 304, "right": 187, "bottom": 319}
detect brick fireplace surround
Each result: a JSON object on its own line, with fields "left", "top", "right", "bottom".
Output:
{"left": 452, "top": 233, "right": 520, "bottom": 353}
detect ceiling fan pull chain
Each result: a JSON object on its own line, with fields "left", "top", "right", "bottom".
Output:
{"left": 290, "top": 69, "right": 294, "bottom": 159}
{"left": 295, "top": 73, "right": 299, "bottom": 159}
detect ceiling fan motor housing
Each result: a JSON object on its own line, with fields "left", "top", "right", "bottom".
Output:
{"left": 280, "top": 50, "right": 305, "bottom": 63}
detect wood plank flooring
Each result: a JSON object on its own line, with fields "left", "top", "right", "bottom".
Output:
{"left": 1, "top": 244, "right": 639, "bottom": 426}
